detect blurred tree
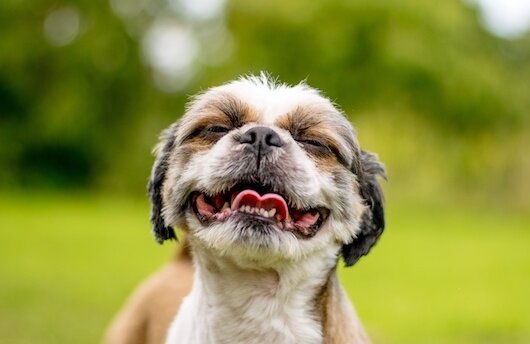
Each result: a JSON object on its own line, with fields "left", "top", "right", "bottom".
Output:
{"left": 0, "top": 0, "right": 185, "bottom": 188}
{"left": 0, "top": 0, "right": 528, "bottom": 202}
{"left": 221, "top": 0, "right": 528, "bottom": 130}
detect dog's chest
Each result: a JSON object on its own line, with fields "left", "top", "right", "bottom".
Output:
{"left": 209, "top": 290, "right": 322, "bottom": 344}
{"left": 168, "top": 290, "right": 322, "bottom": 344}
{"left": 166, "top": 271, "right": 324, "bottom": 344}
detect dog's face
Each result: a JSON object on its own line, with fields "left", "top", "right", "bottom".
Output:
{"left": 149, "top": 75, "right": 385, "bottom": 266}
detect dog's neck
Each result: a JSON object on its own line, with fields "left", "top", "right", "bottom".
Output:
{"left": 166, "top": 242, "right": 340, "bottom": 344}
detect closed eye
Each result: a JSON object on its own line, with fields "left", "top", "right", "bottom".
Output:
{"left": 205, "top": 125, "right": 230, "bottom": 134}
{"left": 298, "top": 139, "right": 330, "bottom": 151}
{"left": 182, "top": 124, "right": 231, "bottom": 143}
{"left": 298, "top": 138, "right": 348, "bottom": 166}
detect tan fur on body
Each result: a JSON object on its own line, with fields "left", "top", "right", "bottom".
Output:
{"left": 104, "top": 248, "right": 369, "bottom": 344}
{"left": 104, "top": 248, "right": 193, "bottom": 344}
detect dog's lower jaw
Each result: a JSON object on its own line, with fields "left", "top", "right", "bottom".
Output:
{"left": 165, "top": 241, "right": 341, "bottom": 344}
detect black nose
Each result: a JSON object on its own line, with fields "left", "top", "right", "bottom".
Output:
{"left": 239, "top": 126, "right": 283, "bottom": 154}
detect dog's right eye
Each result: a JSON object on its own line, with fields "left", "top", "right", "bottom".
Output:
{"left": 205, "top": 125, "right": 230, "bottom": 134}
{"left": 183, "top": 125, "right": 231, "bottom": 143}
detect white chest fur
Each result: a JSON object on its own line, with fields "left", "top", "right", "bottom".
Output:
{"left": 165, "top": 247, "right": 339, "bottom": 344}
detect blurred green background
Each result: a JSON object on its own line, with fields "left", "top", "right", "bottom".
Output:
{"left": 1, "top": 0, "right": 529, "bottom": 343}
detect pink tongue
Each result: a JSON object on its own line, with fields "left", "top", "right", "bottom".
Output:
{"left": 231, "top": 190, "right": 288, "bottom": 221}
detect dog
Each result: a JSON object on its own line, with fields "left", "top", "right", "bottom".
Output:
{"left": 104, "top": 74, "right": 385, "bottom": 344}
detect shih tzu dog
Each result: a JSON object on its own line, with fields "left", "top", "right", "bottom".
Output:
{"left": 104, "top": 74, "right": 385, "bottom": 344}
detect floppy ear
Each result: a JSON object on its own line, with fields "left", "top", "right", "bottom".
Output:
{"left": 342, "top": 150, "right": 386, "bottom": 266}
{"left": 147, "top": 123, "right": 179, "bottom": 243}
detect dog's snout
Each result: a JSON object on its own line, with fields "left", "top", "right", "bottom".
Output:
{"left": 239, "top": 126, "right": 283, "bottom": 153}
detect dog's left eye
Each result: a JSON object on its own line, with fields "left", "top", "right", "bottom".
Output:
{"left": 298, "top": 138, "right": 346, "bottom": 163}
{"left": 298, "top": 139, "right": 329, "bottom": 152}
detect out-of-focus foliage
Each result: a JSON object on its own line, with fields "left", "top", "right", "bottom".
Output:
{"left": 228, "top": 0, "right": 528, "bottom": 130}
{"left": 0, "top": 0, "right": 529, "bottom": 205}
{"left": 0, "top": 0, "right": 186, "bottom": 189}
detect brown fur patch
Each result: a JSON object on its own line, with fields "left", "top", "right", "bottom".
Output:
{"left": 277, "top": 106, "right": 351, "bottom": 171}
{"left": 180, "top": 94, "right": 260, "bottom": 146}
{"left": 275, "top": 106, "right": 325, "bottom": 137}
{"left": 103, "top": 246, "right": 193, "bottom": 344}
{"left": 209, "top": 94, "right": 261, "bottom": 126}
{"left": 319, "top": 271, "right": 371, "bottom": 344}
{"left": 307, "top": 150, "right": 345, "bottom": 173}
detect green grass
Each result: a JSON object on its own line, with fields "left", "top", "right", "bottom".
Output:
{"left": 340, "top": 203, "right": 530, "bottom": 343}
{"left": 1, "top": 193, "right": 529, "bottom": 343}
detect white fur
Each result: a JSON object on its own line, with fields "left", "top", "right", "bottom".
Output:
{"left": 166, "top": 242, "right": 340, "bottom": 344}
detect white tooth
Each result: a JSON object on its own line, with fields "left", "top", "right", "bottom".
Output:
{"left": 239, "top": 206, "right": 244, "bottom": 212}
{"left": 250, "top": 207, "right": 255, "bottom": 214}
{"left": 269, "top": 208, "right": 276, "bottom": 217}
{"left": 258, "top": 208, "right": 265, "bottom": 216}
{"left": 222, "top": 202, "right": 229, "bottom": 210}
{"left": 245, "top": 206, "right": 251, "bottom": 213}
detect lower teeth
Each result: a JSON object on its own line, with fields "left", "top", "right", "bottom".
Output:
{"left": 239, "top": 207, "right": 274, "bottom": 218}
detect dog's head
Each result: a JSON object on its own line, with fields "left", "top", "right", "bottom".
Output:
{"left": 148, "top": 75, "right": 385, "bottom": 266}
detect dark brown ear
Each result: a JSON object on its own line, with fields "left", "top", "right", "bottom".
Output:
{"left": 147, "top": 123, "right": 179, "bottom": 243}
{"left": 342, "top": 150, "right": 386, "bottom": 266}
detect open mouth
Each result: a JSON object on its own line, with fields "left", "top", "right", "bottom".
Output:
{"left": 190, "top": 184, "right": 330, "bottom": 237}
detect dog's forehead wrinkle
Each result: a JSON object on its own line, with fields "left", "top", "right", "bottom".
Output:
{"left": 206, "top": 76, "right": 335, "bottom": 126}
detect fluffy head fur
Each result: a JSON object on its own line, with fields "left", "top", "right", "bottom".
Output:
{"left": 148, "top": 73, "right": 385, "bottom": 267}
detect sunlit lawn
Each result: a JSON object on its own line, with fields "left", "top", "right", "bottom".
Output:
{"left": 1, "top": 192, "right": 529, "bottom": 343}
